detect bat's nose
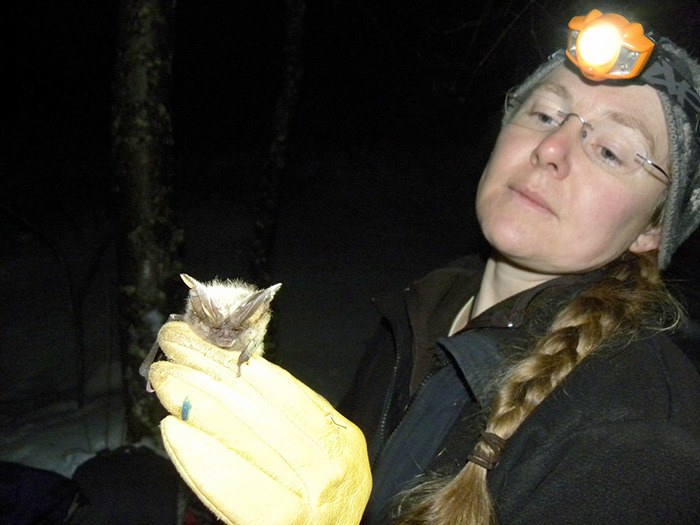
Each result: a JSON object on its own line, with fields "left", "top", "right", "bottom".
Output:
{"left": 217, "top": 328, "right": 237, "bottom": 347}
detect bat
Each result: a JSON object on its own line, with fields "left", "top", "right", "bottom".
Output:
{"left": 139, "top": 273, "right": 282, "bottom": 390}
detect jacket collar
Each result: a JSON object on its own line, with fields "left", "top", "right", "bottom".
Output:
{"left": 373, "top": 255, "right": 607, "bottom": 397}
{"left": 462, "top": 269, "right": 605, "bottom": 332}
{"left": 441, "top": 268, "right": 607, "bottom": 407}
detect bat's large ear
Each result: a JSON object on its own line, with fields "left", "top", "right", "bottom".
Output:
{"left": 234, "top": 283, "right": 282, "bottom": 323}
{"left": 181, "top": 274, "right": 218, "bottom": 321}
{"left": 180, "top": 273, "right": 201, "bottom": 290}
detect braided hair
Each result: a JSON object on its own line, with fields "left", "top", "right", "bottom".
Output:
{"left": 394, "top": 249, "right": 683, "bottom": 525}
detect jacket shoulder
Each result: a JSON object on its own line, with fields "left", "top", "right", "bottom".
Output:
{"left": 494, "top": 335, "right": 700, "bottom": 523}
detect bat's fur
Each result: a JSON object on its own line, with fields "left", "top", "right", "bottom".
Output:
{"left": 140, "top": 273, "right": 282, "bottom": 390}
{"left": 180, "top": 274, "right": 281, "bottom": 352}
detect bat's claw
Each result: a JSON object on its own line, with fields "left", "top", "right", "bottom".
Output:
{"left": 236, "top": 340, "right": 262, "bottom": 376}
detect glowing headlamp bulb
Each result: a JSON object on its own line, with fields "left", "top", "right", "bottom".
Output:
{"left": 577, "top": 23, "right": 621, "bottom": 66}
{"left": 566, "top": 9, "right": 655, "bottom": 80}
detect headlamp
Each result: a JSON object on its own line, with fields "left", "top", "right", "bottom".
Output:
{"left": 564, "top": 9, "right": 700, "bottom": 144}
{"left": 566, "top": 9, "right": 654, "bottom": 81}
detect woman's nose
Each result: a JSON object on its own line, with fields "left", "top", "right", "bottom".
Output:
{"left": 529, "top": 119, "right": 580, "bottom": 179}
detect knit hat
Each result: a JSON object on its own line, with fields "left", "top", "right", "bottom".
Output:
{"left": 502, "top": 38, "right": 700, "bottom": 270}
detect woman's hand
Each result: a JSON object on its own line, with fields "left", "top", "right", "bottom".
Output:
{"left": 148, "top": 321, "right": 372, "bottom": 525}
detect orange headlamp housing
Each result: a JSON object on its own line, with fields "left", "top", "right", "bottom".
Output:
{"left": 566, "top": 9, "right": 655, "bottom": 81}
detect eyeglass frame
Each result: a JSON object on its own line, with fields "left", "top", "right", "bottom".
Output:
{"left": 504, "top": 90, "right": 671, "bottom": 184}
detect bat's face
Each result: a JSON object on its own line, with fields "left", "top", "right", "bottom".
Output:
{"left": 205, "top": 322, "right": 240, "bottom": 348}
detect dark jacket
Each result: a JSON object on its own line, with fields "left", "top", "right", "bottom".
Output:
{"left": 339, "top": 256, "right": 700, "bottom": 524}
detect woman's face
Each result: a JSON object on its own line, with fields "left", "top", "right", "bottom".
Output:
{"left": 476, "top": 65, "right": 670, "bottom": 275}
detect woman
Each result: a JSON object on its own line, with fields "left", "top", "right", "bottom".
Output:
{"left": 147, "top": 9, "right": 700, "bottom": 525}
{"left": 345, "top": 52, "right": 700, "bottom": 524}
{"left": 344, "top": 16, "right": 700, "bottom": 521}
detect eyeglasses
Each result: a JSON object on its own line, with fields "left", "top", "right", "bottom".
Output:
{"left": 505, "top": 91, "right": 670, "bottom": 184}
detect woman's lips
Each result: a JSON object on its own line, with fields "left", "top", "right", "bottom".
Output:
{"left": 510, "top": 185, "right": 555, "bottom": 215}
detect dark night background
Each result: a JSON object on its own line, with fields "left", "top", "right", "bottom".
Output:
{"left": 3, "top": 0, "right": 700, "bottom": 522}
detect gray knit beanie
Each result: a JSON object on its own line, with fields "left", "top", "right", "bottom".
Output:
{"left": 503, "top": 39, "right": 700, "bottom": 270}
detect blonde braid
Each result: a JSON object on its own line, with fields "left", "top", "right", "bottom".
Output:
{"left": 394, "top": 251, "right": 683, "bottom": 525}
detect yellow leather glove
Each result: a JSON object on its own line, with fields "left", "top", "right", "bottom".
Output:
{"left": 148, "top": 321, "right": 372, "bottom": 525}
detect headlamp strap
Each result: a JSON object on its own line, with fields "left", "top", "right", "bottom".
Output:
{"left": 640, "top": 38, "right": 700, "bottom": 142}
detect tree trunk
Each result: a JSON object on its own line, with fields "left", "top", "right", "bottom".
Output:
{"left": 112, "top": 0, "right": 181, "bottom": 443}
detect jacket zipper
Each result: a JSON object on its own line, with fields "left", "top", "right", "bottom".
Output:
{"left": 374, "top": 365, "right": 442, "bottom": 465}
{"left": 373, "top": 343, "right": 400, "bottom": 465}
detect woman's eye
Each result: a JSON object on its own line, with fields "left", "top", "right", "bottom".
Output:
{"left": 522, "top": 104, "right": 562, "bottom": 128}
{"left": 510, "top": 96, "right": 566, "bottom": 131}
{"left": 534, "top": 111, "right": 560, "bottom": 127}
{"left": 599, "top": 146, "right": 622, "bottom": 165}
{"left": 588, "top": 132, "right": 627, "bottom": 167}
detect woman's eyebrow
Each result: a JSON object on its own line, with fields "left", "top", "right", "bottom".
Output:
{"left": 606, "top": 111, "right": 656, "bottom": 152}
{"left": 533, "top": 82, "right": 571, "bottom": 100}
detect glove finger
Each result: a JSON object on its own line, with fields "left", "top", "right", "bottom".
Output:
{"left": 157, "top": 321, "right": 243, "bottom": 378}
{"left": 150, "top": 361, "right": 313, "bottom": 496}
{"left": 158, "top": 322, "right": 352, "bottom": 450}
{"left": 161, "top": 415, "right": 308, "bottom": 525}
{"left": 209, "top": 359, "right": 371, "bottom": 495}
{"left": 150, "top": 360, "right": 346, "bottom": 485}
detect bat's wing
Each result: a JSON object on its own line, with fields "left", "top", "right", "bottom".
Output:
{"left": 140, "top": 313, "right": 183, "bottom": 392}
{"left": 140, "top": 340, "right": 165, "bottom": 392}
{"left": 232, "top": 283, "right": 282, "bottom": 324}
